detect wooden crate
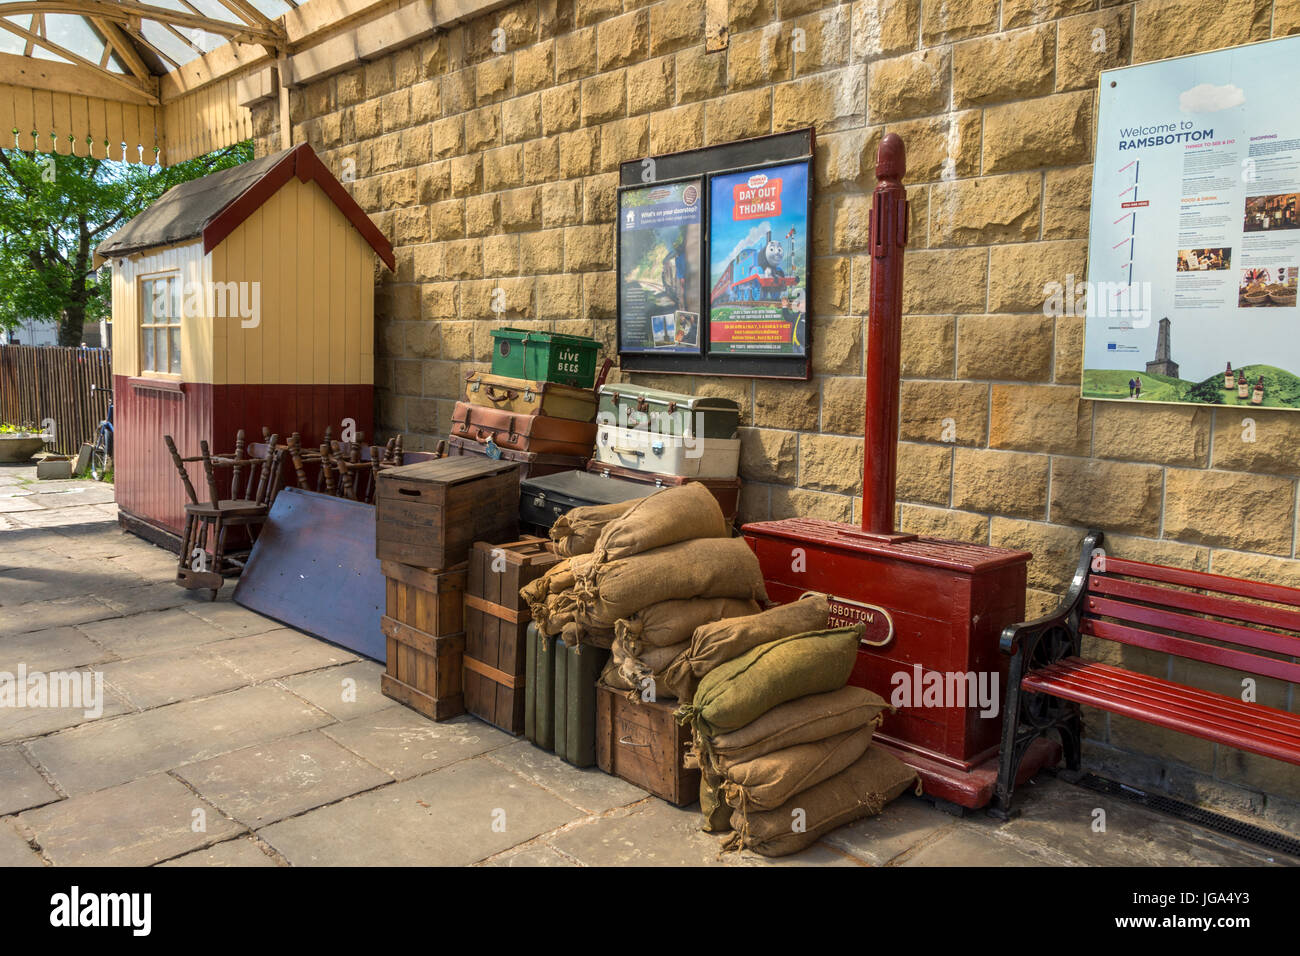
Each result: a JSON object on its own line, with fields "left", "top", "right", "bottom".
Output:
{"left": 380, "top": 561, "right": 468, "bottom": 721}
{"left": 375, "top": 457, "right": 520, "bottom": 569}
{"left": 465, "top": 538, "right": 559, "bottom": 734}
{"left": 596, "top": 684, "right": 700, "bottom": 805}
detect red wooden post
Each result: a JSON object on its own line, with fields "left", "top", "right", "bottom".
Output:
{"left": 863, "top": 133, "right": 909, "bottom": 536}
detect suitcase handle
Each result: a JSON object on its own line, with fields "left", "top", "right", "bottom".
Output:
{"left": 610, "top": 445, "right": 644, "bottom": 457}
{"left": 485, "top": 385, "right": 518, "bottom": 403}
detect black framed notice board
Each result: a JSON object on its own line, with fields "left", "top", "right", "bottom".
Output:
{"left": 617, "top": 128, "right": 814, "bottom": 380}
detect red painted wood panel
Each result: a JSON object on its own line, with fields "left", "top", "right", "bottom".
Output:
{"left": 116, "top": 376, "right": 373, "bottom": 537}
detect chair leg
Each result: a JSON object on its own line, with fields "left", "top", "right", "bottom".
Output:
{"left": 209, "top": 517, "right": 227, "bottom": 600}
{"left": 176, "top": 513, "right": 196, "bottom": 582}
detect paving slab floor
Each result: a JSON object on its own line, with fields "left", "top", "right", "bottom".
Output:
{"left": 0, "top": 462, "right": 1291, "bottom": 867}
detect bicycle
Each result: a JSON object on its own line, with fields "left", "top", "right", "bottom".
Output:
{"left": 89, "top": 384, "right": 114, "bottom": 481}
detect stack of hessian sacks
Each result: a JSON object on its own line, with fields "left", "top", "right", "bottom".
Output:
{"left": 526, "top": 483, "right": 763, "bottom": 682}
{"left": 673, "top": 602, "right": 921, "bottom": 857}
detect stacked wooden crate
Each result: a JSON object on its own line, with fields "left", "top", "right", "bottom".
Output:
{"left": 375, "top": 457, "right": 520, "bottom": 721}
{"left": 463, "top": 538, "right": 558, "bottom": 733}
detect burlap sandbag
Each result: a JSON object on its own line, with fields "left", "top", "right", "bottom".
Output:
{"left": 574, "top": 537, "right": 768, "bottom": 626}
{"left": 602, "top": 640, "right": 687, "bottom": 700}
{"left": 721, "top": 723, "right": 875, "bottom": 812}
{"left": 550, "top": 498, "right": 644, "bottom": 557}
{"left": 534, "top": 591, "right": 579, "bottom": 636}
{"left": 676, "top": 625, "right": 862, "bottom": 739}
{"left": 707, "top": 686, "right": 890, "bottom": 773}
{"left": 700, "top": 763, "right": 732, "bottom": 833}
{"left": 561, "top": 620, "right": 615, "bottom": 650}
{"left": 614, "top": 597, "right": 762, "bottom": 650}
{"left": 661, "top": 594, "right": 831, "bottom": 701}
{"left": 723, "top": 746, "right": 920, "bottom": 857}
{"left": 592, "top": 483, "right": 728, "bottom": 562}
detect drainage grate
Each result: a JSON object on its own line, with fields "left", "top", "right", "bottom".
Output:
{"left": 1075, "top": 773, "right": 1300, "bottom": 860}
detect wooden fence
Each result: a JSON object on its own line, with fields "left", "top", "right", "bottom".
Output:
{"left": 0, "top": 345, "right": 113, "bottom": 455}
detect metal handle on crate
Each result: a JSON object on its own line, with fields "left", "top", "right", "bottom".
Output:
{"left": 618, "top": 735, "right": 650, "bottom": 748}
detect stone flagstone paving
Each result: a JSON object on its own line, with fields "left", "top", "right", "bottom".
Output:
{"left": 0, "top": 462, "right": 1289, "bottom": 867}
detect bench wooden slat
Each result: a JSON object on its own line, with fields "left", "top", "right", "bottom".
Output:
{"left": 1023, "top": 660, "right": 1300, "bottom": 765}
{"left": 1102, "top": 557, "right": 1300, "bottom": 609}
{"left": 1032, "top": 656, "right": 1300, "bottom": 738}
{"left": 1089, "top": 574, "right": 1300, "bottom": 634}
{"left": 1082, "top": 617, "right": 1300, "bottom": 685}
{"left": 1085, "top": 594, "right": 1300, "bottom": 659}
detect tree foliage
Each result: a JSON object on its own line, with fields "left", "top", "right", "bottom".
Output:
{"left": 0, "top": 142, "right": 253, "bottom": 345}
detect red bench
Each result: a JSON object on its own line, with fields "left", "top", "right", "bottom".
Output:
{"left": 993, "top": 529, "right": 1300, "bottom": 817}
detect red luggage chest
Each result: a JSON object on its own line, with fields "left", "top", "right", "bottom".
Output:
{"left": 742, "top": 135, "right": 1057, "bottom": 810}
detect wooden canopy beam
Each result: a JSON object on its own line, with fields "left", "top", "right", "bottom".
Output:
{"left": 90, "top": 16, "right": 155, "bottom": 87}
{"left": 0, "top": 17, "right": 160, "bottom": 105}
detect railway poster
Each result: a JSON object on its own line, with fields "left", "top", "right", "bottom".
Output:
{"left": 617, "top": 179, "right": 704, "bottom": 354}
{"left": 707, "top": 161, "right": 810, "bottom": 356}
{"left": 1082, "top": 35, "right": 1300, "bottom": 410}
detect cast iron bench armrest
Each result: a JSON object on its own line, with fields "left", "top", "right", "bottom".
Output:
{"left": 1000, "top": 529, "right": 1102, "bottom": 657}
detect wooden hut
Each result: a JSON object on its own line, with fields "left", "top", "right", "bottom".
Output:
{"left": 96, "top": 143, "right": 394, "bottom": 546}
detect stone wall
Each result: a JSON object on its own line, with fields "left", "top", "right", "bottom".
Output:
{"left": 251, "top": 0, "right": 1300, "bottom": 828}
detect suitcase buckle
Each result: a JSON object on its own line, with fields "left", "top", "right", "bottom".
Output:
{"left": 524, "top": 388, "right": 535, "bottom": 403}
{"left": 469, "top": 380, "right": 480, "bottom": 392}
{"left": 651, "top": 441, "right": 664, "bottom": 456}
{"left": 533, "top": 496, "right": 545, "bottom": 507}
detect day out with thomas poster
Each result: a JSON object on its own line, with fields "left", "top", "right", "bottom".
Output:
{"left": 708, "top": 161, "right": 810, "bottom": 356}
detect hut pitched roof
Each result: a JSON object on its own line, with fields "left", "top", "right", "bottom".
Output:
{"left": 97, "top": 143, "right": 394, "bottom": 270}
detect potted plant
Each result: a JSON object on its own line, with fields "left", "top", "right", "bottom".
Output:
{"left": 0, "top": 422, "right": 53, "bottom": 462}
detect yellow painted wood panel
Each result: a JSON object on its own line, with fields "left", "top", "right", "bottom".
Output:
{"left": 108, "top": 240, "right": 211, "bottom": 384}
{"left": 203, "top": 175, "right": 381, "bottom": 387}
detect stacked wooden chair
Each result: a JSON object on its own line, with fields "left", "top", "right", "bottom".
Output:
{"left": 163, "top": 429, "right": 287, "bottom": 600}
{"left": 285, "top": 431, "right": 445, "bottom": 504}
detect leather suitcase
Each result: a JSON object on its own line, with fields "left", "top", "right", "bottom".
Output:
{"left": 586, "top": 460, "right": 741, "bottom": 520}
{"left": 597, "top": 384, "right": 739, "bottom": 439}
{"left": 519, "top": 469, "right": 647, "bottom": 531}
{"left": 593, "top": 421, "right": 740, "bottom": 479}
{"left": 452, "top": 401, "right": 597, "bottom": 457}
{"left": 446, "top": 435, "right": 587, "bottom": 479}
{"left": 465, "top": 371, "right": 598, "bottom": 423}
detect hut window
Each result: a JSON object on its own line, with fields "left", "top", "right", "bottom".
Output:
{"left": 140, "top": 275, "right": 182, "bottom": 376}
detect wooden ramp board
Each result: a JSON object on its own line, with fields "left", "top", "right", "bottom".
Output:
{"left": 233, "top": 488, "right": 385, "bottom": 662}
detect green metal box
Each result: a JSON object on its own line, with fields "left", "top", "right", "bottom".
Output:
{"left": 491, "top": 328, "right": 601, "bottom": 388}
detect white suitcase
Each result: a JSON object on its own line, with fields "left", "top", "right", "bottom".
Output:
{"left": 592, "top": 422, "right": 740, "bottom": 479}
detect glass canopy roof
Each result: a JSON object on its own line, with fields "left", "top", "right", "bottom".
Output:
{"left": 0, "top": 0, "right": 295, "bottom": 86}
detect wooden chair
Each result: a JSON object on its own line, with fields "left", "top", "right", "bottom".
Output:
{"left": 163, "top": 431, "right": 286, "bottom": 600}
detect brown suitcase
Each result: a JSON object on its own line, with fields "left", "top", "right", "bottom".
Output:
{"left": 585, "top": 460, "right": 741, "bottom": 520}
{"left": 446, "top": 435, "right": 587, "bottom": 479}
{"left": 465, "top": 371, "right": 598, "bottom": 423}
{"left": 464, "top": 538, "right": 560, "bottom": 734}
{"left": 451, "top": 401, "right": 598, "bottom": 457}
